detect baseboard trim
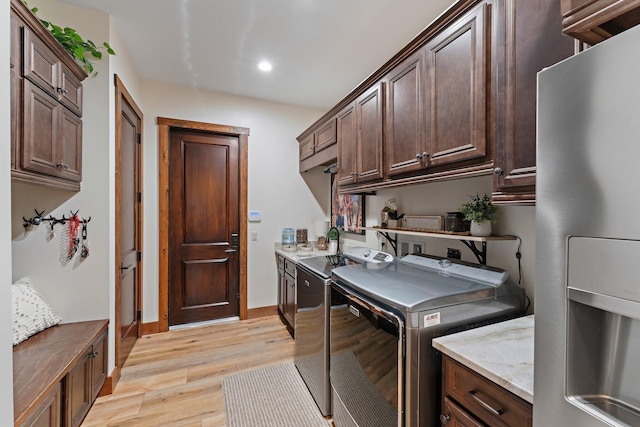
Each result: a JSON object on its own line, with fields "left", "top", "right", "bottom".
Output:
{"left": 141, "top": 321, "right": 160, "bottom": 336}
{"left": 247, "top": 305, "right": 278, "bottom": 319}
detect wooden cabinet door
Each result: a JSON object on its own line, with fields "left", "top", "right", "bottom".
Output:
{"left": 314, "top": 118, "right": 337, "bottom": 153}
{"left": 22, "top": 79, "right": 61, "bottom": 177}
{"left": 20, "top": 382, "right": 61, "bottom": 427}
{"left": 284, "top": 272, "right": 296, "bottom": 330}
{"left": 59, "top": 63, "right": 83, "bottom": 116}
{"left": 65, "top": 348, "right": 93, "bottom": 427}
{"left": 90, "top": 331, "right": 108, "bottom": 401}
{"left": 23, "top": 26, "right": 60, "bottom": 99}
{"left": 59, "top": 107, "right": 83, "bottom": 182}
{"left": 385, "top": 48, "right": 428, "bottom": 177}
{"left": 299, "top": 133, "right": 314, "bottom": 161}
{"left": 337, "top": 103, "right": 357, "bottom": 186}
{"left": 277, "top": 257, "right": 285, "bottom": 315}
{"left": 426, "top": 3, "right": 489, "bottom": 167}
{"left": 492, "top": 0, "right": 574, "bottom": 204}
{"left": 356, "top": 82, "right": 384, "bottom": 183}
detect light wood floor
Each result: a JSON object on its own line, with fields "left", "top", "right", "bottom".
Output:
{"left": 81, "top": 315, "right": 295, "bottom": 427}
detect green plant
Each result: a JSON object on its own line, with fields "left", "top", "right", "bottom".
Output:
{"left": 26, "top": 2, "right": 115, "bottom": 76}
{"left": 459, "top": 193, "right": 499, "bottom": 223}
{"left": 328, "top": 227, "right": 339, "bottom": 241}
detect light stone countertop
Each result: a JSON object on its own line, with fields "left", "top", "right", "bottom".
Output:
{"left": 274, "top": 243, "right": 333, "bottom": 264}
{"left": 432, "top": 314, "right": 534, "bottom": 404}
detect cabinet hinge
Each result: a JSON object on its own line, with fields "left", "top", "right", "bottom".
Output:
{"left": 137, "top": 251, "right": 142, "bottom": 262}
{"left": 137, "top": 192, "right": 142, "bottom": 203}
{"left": 137, "top": 133, "right": 141, "bottom": 144}
{"left": 237, "top": 293, "right": 240, "bottom": 299}
{"left": 137, "top": 310, "right": 141, "bottom": 321}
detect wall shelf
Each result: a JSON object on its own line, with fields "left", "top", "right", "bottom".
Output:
{"left": 362, "top": 226, "right": 517, "bottom": 265}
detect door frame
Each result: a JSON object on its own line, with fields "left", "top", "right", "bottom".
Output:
{"left": 157, "top": 117, "right": 249, "bottom": 332}
{"left": 114, "top": 75, "right": 143, "bottom": 374}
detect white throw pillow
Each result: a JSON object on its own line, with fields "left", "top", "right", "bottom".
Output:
{"left": 12, "top": 277, "right": 61, "bottom": 346}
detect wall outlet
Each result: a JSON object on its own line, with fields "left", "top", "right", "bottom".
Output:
{"left": 447, "top": 248, "right": 461, "bottom": 259}
{"left": 251, "top": 231, "right": 258, "bottom": 241}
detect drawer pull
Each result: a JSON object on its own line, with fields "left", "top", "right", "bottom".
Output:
{"left": 469, "top": 390, "right": 504, "bottom": 416}
{"left": 439, "top": 414, "right": 451, "bottom": 424}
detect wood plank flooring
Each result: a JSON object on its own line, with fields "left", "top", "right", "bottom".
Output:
{"left": 81, "top": 316, "right": 295, "bottom": 427}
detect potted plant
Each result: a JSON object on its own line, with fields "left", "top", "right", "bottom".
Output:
{"left": 327, "top": 227, "right": 340, "bottom": 254}
{"left": 458, "top": 193, "right": 499, "bottom": 236}
{"left": 27, "top": 3, "right": 115, "bottom": 76}
{"left": 381, "top": 198, "right": 404, "bottom": 228}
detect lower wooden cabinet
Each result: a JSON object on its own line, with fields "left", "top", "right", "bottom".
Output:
{"left": 441, "top": 355, "right": 532, "bottom": 427}
{"left": 21, "top": 383, "right": 61, "bottom": 427}
{"left": 14, "top": 320, "right": 109, "bottom": 427}
{"left": 276, "top": 254, "right": 295, "bottom": 338}
{"left": 65, "top": 330, "right": 108, "bottom": 427}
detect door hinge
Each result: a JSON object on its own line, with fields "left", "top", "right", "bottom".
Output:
{"left": 137, "top": 133, "right": 141, "bottom": 144}
{"left": 137, "top": 251, "right": 142, "bottom": 262}
{"left": 137, "top": 192, "right": 142, "bottom": 203}
{"left": 137, "top": 310, "right": 141, "bottom": 321}
{"left": 237, "top": 292, "right": 240, "bottom": 299}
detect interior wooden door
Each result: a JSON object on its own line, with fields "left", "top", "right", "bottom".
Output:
{"left": 168, "top": 129, "right": 240, "bottom": 326}
{"left": 115, "top": 75, "right": 142, "bottom": 368}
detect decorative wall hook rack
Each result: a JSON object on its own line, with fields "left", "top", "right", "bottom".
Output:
{"left": 23, "top": 209, "right": 45, "bottom": 229}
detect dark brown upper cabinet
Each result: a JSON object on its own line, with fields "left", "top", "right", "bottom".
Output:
{"left": 426, "top": 2, "right": 490, "bottom": 168}
{"left": 337, "top": 83, "right": 384, "bottom": 187}
{"left": 492, "top": 0, "right": 574, "bottom": 204}
{"left": 384, "top": 48, "right": 428, "bottom": 177}
{"left": 10, "top": 0, "right": 87, "bottom": 191}
{"left": 298, "top": 0, "right": 576, "bottom": 204}
{"left": 298, "top": 117, "right": 337, "bottom": 173}
{"left": 561, "top": 0, "right": 640, "bottom": 45}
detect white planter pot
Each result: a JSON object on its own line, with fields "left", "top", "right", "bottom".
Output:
{"left": 388, "top": 219, "right": 402, "bottom": 228}
{"left": 470, "top": 220, "right": 492, "bottom": 237}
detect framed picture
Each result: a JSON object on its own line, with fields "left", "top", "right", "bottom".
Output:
{"left": 331, "top": 174, "right": 365, "bottom": 234}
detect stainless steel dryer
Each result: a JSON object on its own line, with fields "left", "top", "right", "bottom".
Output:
{"left": 329, "top": 253, "right": 527, "bottom": 427}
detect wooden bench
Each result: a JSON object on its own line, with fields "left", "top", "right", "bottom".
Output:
{"left": 13, "top": 320, "right": 109, "bottom": 427}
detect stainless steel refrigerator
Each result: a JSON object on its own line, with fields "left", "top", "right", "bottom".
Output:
{"left": 536, "top": 25, "right": 640, "bottom": 427}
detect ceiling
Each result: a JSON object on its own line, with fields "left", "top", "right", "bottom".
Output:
{"left": 58, "top": 0, "right": 457, "bottom": 110}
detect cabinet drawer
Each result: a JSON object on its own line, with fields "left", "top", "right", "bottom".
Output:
{"left": 284, "top": 258, "right": 296, "bottom": 277}
{"left": 442, "top": 396, "right": 484, "bottom": 427}
{"left": 443, "top": 356, "right": 532, "bottom": 427}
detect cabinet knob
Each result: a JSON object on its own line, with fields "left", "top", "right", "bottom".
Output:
{"left": 439, "top": 414, "right": 451, "bottom": 424}
{"left": 350, "top": 172, "right": 357, "bottom": 177}
{"left": 416, "top": 153, "right": 422, "bottom": 159}
{"left": 422, "top": 151, "right": 429, "bottom": 158}
{"left": 57, "top": 87, "right": 69, "bottom": 94}
{"left": 89, "top": 351, "right": 99, "bottom": 358}
{"left": 56, "top": 163, "right": 69, "bottom": 170}
{"left": 493, "top": 167, "right": 504, "bottom": 176}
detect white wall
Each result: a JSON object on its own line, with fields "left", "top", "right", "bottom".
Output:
{"left": 139, "top": 79, "right": 327, "bottom": 320}
{"left": 10, "top": 0, "right": 116, "bottom": 371}
{"left": 341, "top": 175, "right": 537, "bottom": 312}
{"left": 1, "top": 0, "right": 15, "bottom": 421}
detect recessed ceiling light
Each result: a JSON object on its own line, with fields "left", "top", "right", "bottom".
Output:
{"left": 258, "top": 61, "right": 272, "bottom": 72}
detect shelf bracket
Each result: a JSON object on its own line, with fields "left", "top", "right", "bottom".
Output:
{"left": 376, "top": 231, "right": 398, "bottom": 256}
{"left": 460, "top": 240, "right": 487, "bottom": 265}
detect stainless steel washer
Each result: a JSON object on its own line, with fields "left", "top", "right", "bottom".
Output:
{"left": 330, "top": 253, "right": 527, "bottom": 426}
